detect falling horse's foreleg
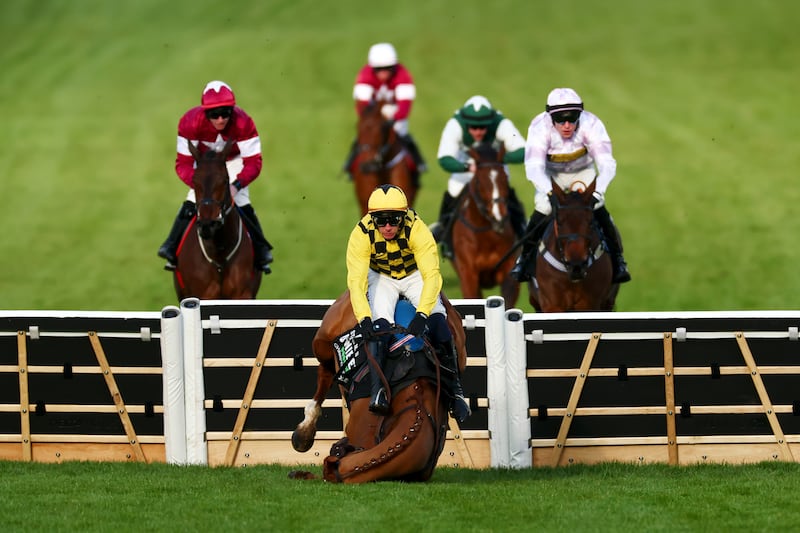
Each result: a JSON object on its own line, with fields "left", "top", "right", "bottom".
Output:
{"left": 291, "top": 361, "right": 335, "bottom": 452}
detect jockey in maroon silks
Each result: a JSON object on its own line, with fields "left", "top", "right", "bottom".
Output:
{"left": 343, "top": 43, "right": 426, "bottom": 176}
{"left": 158, "top": 80, "right": 274, "bottom": 274}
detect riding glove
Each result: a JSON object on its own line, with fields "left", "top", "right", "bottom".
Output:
{"left": 357, "top": 317, "right": 374, "bottom": 340}
{"left": 407, "top": 312, "right": 428, "bottom": 338}
{"left": 591, "top": 191, "right": 605, "bottom": 210}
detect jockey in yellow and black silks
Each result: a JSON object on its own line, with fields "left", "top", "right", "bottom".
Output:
{"left": 346, "top": 185, "right": 470, "bottom": 422}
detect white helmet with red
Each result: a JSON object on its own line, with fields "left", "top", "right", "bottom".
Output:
{"left": 201, "top": 80, "right": 236, "bottom": 109}
{"left": 368, "top": 43, "right": 398, "bottom": 69}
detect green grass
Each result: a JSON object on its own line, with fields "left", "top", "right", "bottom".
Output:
{"left": 2, "top": 461, "right": 800, "bottom": 531}
{"left": 1, "top": 0, "right": 798, "bottom": 313}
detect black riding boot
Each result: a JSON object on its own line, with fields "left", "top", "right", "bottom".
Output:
{"left": 594, "top": 205, "right": 631, "bottom": 283}
{"left": 508, "top": 187, "right": 527, "bottom": 240}
{"left": 429, "top": 191, "right": 458, "bottom": 260}
{"left": 438, "top": 339, "right": 471, "bottom": 424}
{"left": 510, "top": 211, "right": 548, "bottom": 282}
{"left": 157, "top": 201, "right": 196, "bottom": 271}
{"left": 367, "top": 339, "right": 390, "bottom": 415}
{"left": 398, "top": 133, "right": 427, "bottom": 173}
{"left": 342, "top": 138, "right": 357, "bottom": 177}
{"left": 238, "top": 204, "right": 274, "bottom": 275}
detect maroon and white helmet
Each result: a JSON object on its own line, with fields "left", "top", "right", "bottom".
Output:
{"left": 545, "top": 88, "right": 584, "bottom": 114}
{"left": 201, "top": 81, "right": 236, "bottom": 109}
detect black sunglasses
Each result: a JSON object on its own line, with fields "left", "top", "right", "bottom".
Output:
{"left": 551, "top": 110, "right": 581, "bottom": 124}
{"left": 372, "top": 213, "right": 404, "bottom": 227}
{"left": 468, "top": 124, "right": 488, "bottom": 130}
{"left": 205, "top": 107, "right": 233, "bottom": 119}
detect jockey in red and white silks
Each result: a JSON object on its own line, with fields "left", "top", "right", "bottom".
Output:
{"left": 345, "top": 43, "right": 426, "bottom": 173}
{"left": 353, "top": 43, "right": 415, "bottom": 136}
{"left": 158, "top": 80, "right": 274, "bottom": 274}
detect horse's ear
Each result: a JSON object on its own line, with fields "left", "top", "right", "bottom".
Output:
{"left": 498, "top": 145, "right": 506, "bottom": 163}
{"left": 586, "top": 179, "right": 597, "bottom": 197}
{"left": 187, "top": 141, "right": 200, "bottom": 161}
{"left": 467, "top": 147, "right": 479, "bottom": 162}
{"left": 221, "top": 138, "right": 236, "bottom": 158}
{"left": 551, "top": 179, "right": 567, "bottom": 203}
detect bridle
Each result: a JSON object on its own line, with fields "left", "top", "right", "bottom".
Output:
{"left": 541, "top": 201, "right": 606, "bottom": 281}
{"left": 460, "top": 161, "right": 509, "bottom": 234}
{"left": 193, "top": 163, "right": 244, "bottom": 270}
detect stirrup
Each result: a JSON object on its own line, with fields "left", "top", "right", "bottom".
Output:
{"left": 440, "top": 242, "right": 453, "bottom": 260}
{"left": 613, "top": 267, "right": 631, "bottom": 283}
{"left": 369, "top": 388, "right": 390, "bottom": 415}
{"left": 510, "top": 261, "right": 532, "bottom": 282}
{"left": 451, "top": 394, "right": 471, "bottom": 424}
{"left": 163, "top": 260, "right": 177, "bottom": 272}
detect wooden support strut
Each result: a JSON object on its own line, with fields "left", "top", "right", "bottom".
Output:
{"left": 448, "top": 415, "right": 474, "bottom": 468}
{"left": 550, "top": 332, "right": 601, "bottom": 467}
{"left": 663, "top": 332, "right": 678, "bottom": 465}
{"left": 224, "top": 320, "right": 277, "bottom": 466}
{"left": 88, "top": 332, "right": 147, "bottom": 463}
{"left": 735, "top": 331, "right": 794, "bottom": 462}
{"left": 17, "top": 331, "right": 31, "bottom": 461}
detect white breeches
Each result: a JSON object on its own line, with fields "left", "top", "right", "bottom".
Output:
{"left": 367, "top": 269, "right": 446, "bottom": 323}
{"left": 185, "top": 156, "right": 251, "bottom": 207}
{"left": 534, "top": 167, "right": 597, "bottom": 215}
{"left": 393, "top": 119, "right": 409, "bottom": 137}
{"left": 447, "top": 172, "right": 473, "bottom": 197}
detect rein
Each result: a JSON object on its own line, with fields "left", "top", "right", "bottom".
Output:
{"left": 543, "top": 204, "right": 606, "bottom": 276}
{"left": 196, "top": 195, "right": 245, "bottom": 271}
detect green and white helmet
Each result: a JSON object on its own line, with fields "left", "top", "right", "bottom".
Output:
{"left": 458, "top": 95, "right": 497, "bottom": 126}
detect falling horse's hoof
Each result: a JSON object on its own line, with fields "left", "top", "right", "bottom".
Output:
{"left": 291, "top": 429, "right": 313, "bottom": 453}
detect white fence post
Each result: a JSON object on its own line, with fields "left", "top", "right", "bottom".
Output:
{"left": 181, "top": 298, "right": 207, "bottom": 465}
{"left": 485, "top": 296, "right": 509, "bottom": 468}
{"left": 505, "top": 308, "right": 531, "bottom": 468}
{"left": 160, "top": 305, "right": 186, "bottom": 464}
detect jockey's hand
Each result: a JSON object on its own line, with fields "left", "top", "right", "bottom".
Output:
{"left": 591, "top": 191, "right": 605, "bottom": 210}
{"left": 357, "top": 317, "right": 374, "bottom": 340}
{"left": 381, "top": 103, "right": 398, "bottom": 120}
{"left": 407, "top": 312, "right": 428, "bottom": 338}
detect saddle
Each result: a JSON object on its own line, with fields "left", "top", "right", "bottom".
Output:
{"left": 333, "top": 326, "right": 440, "bottom": 407}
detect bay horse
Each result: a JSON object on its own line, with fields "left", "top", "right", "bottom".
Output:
{"left": 529, "top": 179, "right": 619, "bottom": 312}
{"left": 173, "top": 140, "right": 261, "bottom": 300}
{"left": 289, "top": 290, "right": 466, "bottom": 483}
{"left": 350, "top": 99, "right": 417, "bottom": 215}
{"left": 450, "top": 144, "right": 519, "bottom": 307}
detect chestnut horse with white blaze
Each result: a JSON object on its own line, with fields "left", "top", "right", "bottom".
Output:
{"left": 450, "top": 144, "right": 519, "bottom": 307}
{"left": 290, "top": 290, "right": 466, "bottom": 483}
